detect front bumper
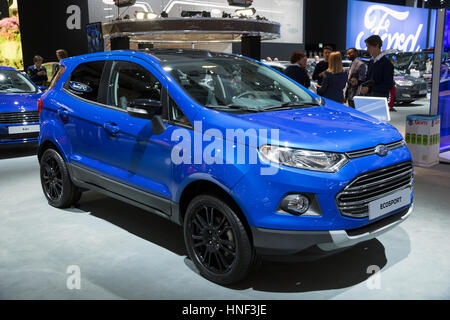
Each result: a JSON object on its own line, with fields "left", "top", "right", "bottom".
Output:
{"left": 251, "top": 204, "right": 412, "bottom": 255}
{"left": 232, "top": 146, "right": 413, "bottom": 231}
{"left": 395, "top": 86, "right": 427, "bottom": 101}
{"left": 0, "top": 124, "right": 40, "bottom": 145}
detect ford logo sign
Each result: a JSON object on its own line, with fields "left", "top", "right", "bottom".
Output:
{"left": 375, "top": 145, "right": 389, "bottom": 157}
{"left": 69, "top": 81, "right": 93, "bottom": 93}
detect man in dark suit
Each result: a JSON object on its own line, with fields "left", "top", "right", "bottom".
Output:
{"left": 360, "top": 35, "right": 395, "bottom": 111}
{"left": 312, "top": 46, "right": 332, "bottom": 86}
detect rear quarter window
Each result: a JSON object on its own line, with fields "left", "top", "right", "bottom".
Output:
{"left": 64, "top": 61, "right": 105, "bottom": 103}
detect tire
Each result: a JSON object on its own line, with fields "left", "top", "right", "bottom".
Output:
{"left": 40, "top": 148, "right": 81, "bottom": 208}
{"left": 184, "top": 194, "right": 254, "bottom": 285}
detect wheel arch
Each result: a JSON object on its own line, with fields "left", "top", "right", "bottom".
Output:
{"left": 178, "top": 180, "right": 253, "bottom": 243}
{"left": 38, "top": 139, "right": 67, "bottom": 163}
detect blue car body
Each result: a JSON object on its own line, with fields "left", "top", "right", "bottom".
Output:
{"left": 38, "top": 50, "right": 414, "bottom": 256}
{"left": 0, "top": 66, "right": 42, "bottom": 145}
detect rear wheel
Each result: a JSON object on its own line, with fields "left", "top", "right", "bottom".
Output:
{"left": 184, "top": 194, "right": 254, "bottom": 285}
{"left": 40, "top": 149, "right": 81, "bottom": 208}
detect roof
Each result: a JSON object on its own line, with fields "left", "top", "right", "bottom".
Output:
{"left": 0, "top": 66, "right": 16, "bottom": 71}
{"left": 138, "top": 48, "right": 238, "bottom": 62}
{"left": 59, "top": 49, "right": 254, "bottom": 71}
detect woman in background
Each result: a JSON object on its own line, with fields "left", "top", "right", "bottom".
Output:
{"left": 317, "top": 51, "right": 348, "bottom": 103}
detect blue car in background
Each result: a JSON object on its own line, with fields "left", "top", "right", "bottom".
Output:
{"left": 37, "top": 49, "right": 414, "bottom": 284}
{"left": 0, "top": 66, "right": 42, "bottom": 145}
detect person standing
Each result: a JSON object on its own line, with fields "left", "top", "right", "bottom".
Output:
{"left": 360, "top": 35, "right": 395, "bottom": 110}
{"left": 284, "top": 51, "right": 310, "bottom": 88}
{"left": 27, "top": 55, "right": 48, "bottom": 86}
{"left": 344, "top": 48, "right": 367, "bottom": 108}
{"left": 311, "top": 55, "right": 320, "bottom": 67}
{"left": 317, "top": 52, "right": 348, "bottom": 103}
{"left": 312, "top": 46, "right": 332, "bottom": 86}
{"left": 54, "top": 49, "right": 68, "bottom": 74}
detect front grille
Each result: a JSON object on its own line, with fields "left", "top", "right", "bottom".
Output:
{"left": 417, "top": 83, "right": 427, "bottom": 91}
{"left": 336, "top": 161, "right": 413, "bottom": 218}
{"left": 0, "top": 132, "right": 39, "bottom": 140}
{"left": 0, "top": 111, "right": 39, "bottom": 124}
{"left": 346, "top": 140, "right": 405, "bottom": 159}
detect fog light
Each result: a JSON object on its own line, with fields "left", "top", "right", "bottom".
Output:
{"left": 280, "top": 194, "right": 310, "bottom": 215}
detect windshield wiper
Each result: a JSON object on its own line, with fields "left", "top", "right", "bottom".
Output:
{"left": 262, "top": 101, "right": 320, "bottom": 111}
{"left": 206, "top": 104, "right": 261, "bottom": 113}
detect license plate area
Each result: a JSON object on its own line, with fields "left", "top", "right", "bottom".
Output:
{"left": 8, "top": 125, "right": 40, "bottom": 135}
{"left": 368, "top": 188, "right": 412, "bottom": 220}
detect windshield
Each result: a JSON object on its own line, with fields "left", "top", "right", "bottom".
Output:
{"left": 387, "top": 52, "right": 434, "bottom": 73}
{"left": 0, "top": 69, "right": 38, "bottom": 94}
{"left": 161, "top": 55, "right": 316, "bottom": 113}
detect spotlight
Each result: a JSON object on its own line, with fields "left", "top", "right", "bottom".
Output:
{"left": 228, "top": 0, "right": 253, "bottom": 7}
{"left": 211, "top": 9, "right": 222, "bottom": 18}
{"left": 136, "top": 11, "right": 146, "bottom": 19}
{"left": 114, "top": 0, "right": 136, "bottom": 8}
{"left": 136, "top": 11, "right": 158, "bottom": 20}
{"left": 235, "top": 7, "right": 256, "bottom": 18}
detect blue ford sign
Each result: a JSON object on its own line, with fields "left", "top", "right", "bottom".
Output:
{"left": 347, "top": 0, "right": 433, "bottom": 52}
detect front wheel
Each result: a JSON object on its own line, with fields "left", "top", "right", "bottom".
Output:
{"left": 184, "top": 195, "right": 254, "bottom": 285}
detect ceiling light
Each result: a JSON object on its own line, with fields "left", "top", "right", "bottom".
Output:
{"left": 235, "top": 8, "right": 256, "bottom": 18}
{"left": 211, "top": 9, "right": 222, "bottom": 18}
{"left": 136, "top": 11, "right": 158, "bottom": 20}
{"left": 136, "top": 11, "right": 146, "bottom": 19}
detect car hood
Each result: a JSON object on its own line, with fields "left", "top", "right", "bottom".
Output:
{"left": 0, "top": 93, "right": 42, "bottom": 112}
{"left": 394, "top": 74, "right": 426, "bottom": 83}
{"left": 198, "top": 100, "right": 403, "bottom": 152}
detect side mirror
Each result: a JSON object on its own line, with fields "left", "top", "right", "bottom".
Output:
{"left": 38, "top": 86, "right": 47, "bottom": 91}
{"left": 315, "top": 96, "right": 325, "bottom": 106}
{"left": 127, "top": 99, "right": 166, "bottom": 135}
{"left": 127, "top": 99, "right": 162, "bottom": 119}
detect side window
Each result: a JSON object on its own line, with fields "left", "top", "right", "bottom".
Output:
{"left": 108, "top": 61, "right": 162, "bottom": 110}
{"left": 65, "top": 61, "right": 105, "bottom": 102}
{"left": 169, "top": 97, "right": 191, "bottom": 127}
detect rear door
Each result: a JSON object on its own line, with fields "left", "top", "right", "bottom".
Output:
{"left": 59, "top": 60, "right": 109, "bottom": 169}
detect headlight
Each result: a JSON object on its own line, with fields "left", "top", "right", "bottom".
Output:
{"left": 259, "top": 145, "right": 348, "bottom": 172}
{"left": 395, "top": 80, "right": 414, "bottom": 86}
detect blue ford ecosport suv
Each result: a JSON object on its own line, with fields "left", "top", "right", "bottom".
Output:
{"left": 0, "top": 66, "right": 42, "bottom": 145}
{"left": 38, "top": 49, "right": 414, "bottom": 284}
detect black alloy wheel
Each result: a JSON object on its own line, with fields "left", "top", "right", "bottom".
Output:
{"left": 41, "top": 156, "right": 63, "bottom": 201}
{"left": 184, "top": 195, "right": 254, "bottom": 284}
{"left": 190, "top": 205, "right": 236, "bottom": 274}
{"left": 40, "top": 149, "right": 81, "bottom": 208}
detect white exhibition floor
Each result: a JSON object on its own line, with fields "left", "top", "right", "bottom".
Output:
{"left": 0, "top": 98, "right": 449, "bottom": 299}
